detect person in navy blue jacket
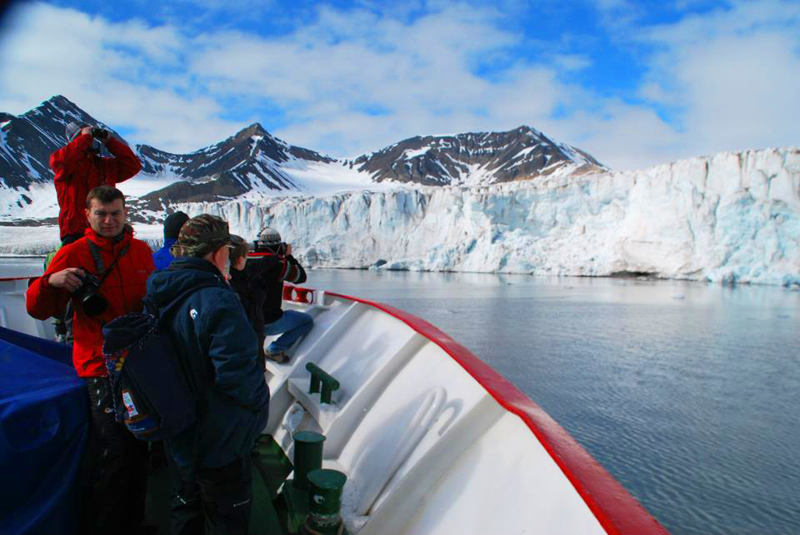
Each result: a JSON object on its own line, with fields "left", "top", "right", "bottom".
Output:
{"left": 146, "top": 214, "right": 269, "bottom": 535}
{"left": 152, "top": 211, "right": 189, "bottom": 271}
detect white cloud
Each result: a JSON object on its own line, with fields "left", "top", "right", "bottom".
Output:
{"left": 185, "top": 3, "right": 573, "bottom": 155}
{"left": 631, "top": 0, "right": 800, "bottom": 160}
{"left": 0, "top": 2, "right": 246, "bottom": 152}
{"left": 0, "top": 0, "right": 798, "bottom": 172}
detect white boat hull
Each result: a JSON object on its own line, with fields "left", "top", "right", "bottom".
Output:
{"left": 0, "top": 278, "right": 666, "bottom": 534}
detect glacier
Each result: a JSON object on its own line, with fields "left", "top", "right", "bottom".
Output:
{"left": 185, "top": 146, "right": 800, "bottom": 287}
{"left": 1, "top": 147, "right": 798, "bottom": 287}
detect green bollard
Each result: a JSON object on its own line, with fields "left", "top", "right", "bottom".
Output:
{"left": 306, "top": 362, "right": 340, "bottom": 405}
{"left": 307, "top": 468, "right": 347, "bottom": 533}
{"left": 293, "top": 431, "right": 326, "bottom": 491}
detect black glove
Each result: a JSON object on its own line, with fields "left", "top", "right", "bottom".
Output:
{"left": 90, "top": 127, "right": 110, "bottom": 141}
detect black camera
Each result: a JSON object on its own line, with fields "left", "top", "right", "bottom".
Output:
{"left": 73, "top": 272, "right": 108, "bottom": 316}
{"left": 90, "top": 127, "right": 109, "bottom": 141}
{"left": 254, "top": 240, "right": 287, "bottom": 256}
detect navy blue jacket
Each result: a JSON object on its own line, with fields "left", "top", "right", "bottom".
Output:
{"left": 146, "top": 257, "right": 269, "bottom": 473}
{"left": 152, "top": 238, "right": 177, "bottom": 271}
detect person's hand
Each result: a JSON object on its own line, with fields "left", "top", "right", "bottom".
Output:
{"left": 48, "top": 268, "right": 86, "bottom": 292}
{"left": 285, "top": 243, "right": 292, "bottom": 255}
{"left": 80, "top": 126, "right": 92, "bottom": 137}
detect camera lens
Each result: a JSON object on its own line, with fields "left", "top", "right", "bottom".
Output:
{"left": 82, "top": 293, "right": 108, "bottom": 316}
{"left": 74, "top": 272, "right": 107, "bottom": 316}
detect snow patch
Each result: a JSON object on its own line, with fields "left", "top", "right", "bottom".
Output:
{"left": 403, "top": 146, "right": 432, "bottom": 160}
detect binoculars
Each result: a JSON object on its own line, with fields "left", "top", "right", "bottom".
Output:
{"left": 90, "top": 127, "right": 110, "bottom": 141}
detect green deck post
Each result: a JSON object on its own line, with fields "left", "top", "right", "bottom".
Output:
{"left": 309, "top": 374, "right": 321, "bottom": 394}
{"left": 307, "top": 468, "right": 347, "bottom": 533}
{"left": 306, "top": 362, "right": 340, "bottom": 404}
{"left": 293, "top": 431, "right": 325, "bottom": 491}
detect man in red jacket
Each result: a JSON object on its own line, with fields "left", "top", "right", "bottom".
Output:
{"left": 27, "top": 185, "right": 155, "bottom": 534}
{"left": 51, "top": 122, "right": 142, "bottom": 244}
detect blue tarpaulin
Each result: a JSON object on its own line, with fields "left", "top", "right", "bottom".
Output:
{"left": 0, "top": 326, "right": 89, "bottom": 535}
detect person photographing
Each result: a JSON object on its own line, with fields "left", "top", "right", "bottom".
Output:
{"left": 229, "top": 227, "right": 313, "bottom": 366}
{"left": 51, "top": 122, "right": 141, "bottom": 245}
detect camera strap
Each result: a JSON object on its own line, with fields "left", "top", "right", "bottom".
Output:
{"left": 87, "top": 239, "right": 131, "bottom": 286}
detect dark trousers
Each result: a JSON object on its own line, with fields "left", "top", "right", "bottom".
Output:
{"left": 169, "top": 452, "right": 253, "bottom": 535}
{"left": 84, "top": 377, "right": 149, "bottom": 535}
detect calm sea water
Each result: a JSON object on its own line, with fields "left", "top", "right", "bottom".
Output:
{"left": 5, "top": 258, "right": 800, "bottom": 534}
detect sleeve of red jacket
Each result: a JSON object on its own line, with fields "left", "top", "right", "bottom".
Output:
{"left": 26, "top": 247, "right": 74, "bottom": 320}
{"left": 50, "top": 134, "right": 94, "bottom": 184}
{"left": 101, "top": 137, "right": 142, "bottom": 186}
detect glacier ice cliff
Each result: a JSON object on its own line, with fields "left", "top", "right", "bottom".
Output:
{"left": 181, "top": 147, "right": 800, "bottom": 286}
{"left": 1, "top": 147, "right": 796, "bottom": 286}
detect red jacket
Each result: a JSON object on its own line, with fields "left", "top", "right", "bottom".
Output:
{"left": 50, "top": 134, "right": 142, "bottom": 240}
{"left": 27, "top": 227, "right": 155, "bottom": 377}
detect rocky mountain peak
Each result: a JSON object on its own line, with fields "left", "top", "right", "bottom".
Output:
{"left": 512, "top": 124, "right": 542, "bottom": 136}
{"left": 0, "top": 95, "right": 108, "bottom": 190}
{"left": 45, "top": 94, "right": 79, "bottom": 111}
{"left": 2, "top": 96, "right": 606, "bottom": 222}
{"left": 352, "top": 125, "right": 605, "bottom": 186}
{"left": 235, "top": 122, "right": 270, "bottom": 139}
{"left": 134, "top": 122, "right": 332, "bottom": 212}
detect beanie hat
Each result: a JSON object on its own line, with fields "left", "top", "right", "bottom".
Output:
{"left": 65, "top": 121, "right": 87, "bottom": 142}
{"left": 171, "top": 214, "right": 231, "bottom": 258}
{"left": 163, "top": 211, "right": 190, "bottom": 240}
{"left": 258, "top": 227, "right": 282, "bottom": 245}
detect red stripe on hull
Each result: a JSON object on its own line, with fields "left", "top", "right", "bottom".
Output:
{"left": 323, "top": 290, "right": 668, "bottom": 535}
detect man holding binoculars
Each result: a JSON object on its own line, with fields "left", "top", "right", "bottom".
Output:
{"left": 50, "top": 121, "right": 142, "bottom": 245}
{"left": 27, "top": 185, "right": 155, "bottom": 535}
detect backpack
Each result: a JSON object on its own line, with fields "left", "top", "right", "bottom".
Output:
{"left": 101, "top": 283, "right": 217, "bottom": 441}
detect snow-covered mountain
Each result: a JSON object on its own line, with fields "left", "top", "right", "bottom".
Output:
{"left": 0, "top": 96, "right": 602, "bottom": 223}
{"left": 348, "top": 126, "right": 604, "bottom": 186}
{"left": 1, "top": 146, "right": 797, "bottom": 286}
{"left": 134, "top": 123, "right": 336, "bottom": 210}
{"left": 0, "top": 96, "right": 111, "bottom": 192}
{"left": 0, "top": 96, "right": 376, "bottom": 222}
{"left": 0, "top": 96, "right": 119, "bottom": 223}
{"left": 1, "top": 96, "right": 798, "bottom": 287}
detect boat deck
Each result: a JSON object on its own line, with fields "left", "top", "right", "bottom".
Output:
{"left": 147, "top": 435, "right": 294, "bottom": 535}
{"left": 0, "top": 277, "right": 667, "bottom": 535}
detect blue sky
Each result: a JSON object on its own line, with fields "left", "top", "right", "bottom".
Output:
{"left": 0, "top": 0, "right": 798, "bottom": 169}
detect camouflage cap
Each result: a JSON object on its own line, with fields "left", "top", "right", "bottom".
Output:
{"left": 171, "top": 214, "right": 231, "bottom": 258}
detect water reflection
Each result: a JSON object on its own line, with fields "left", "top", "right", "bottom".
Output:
{"left": 304, "top": 268, "right": 800, "bottom": 535}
